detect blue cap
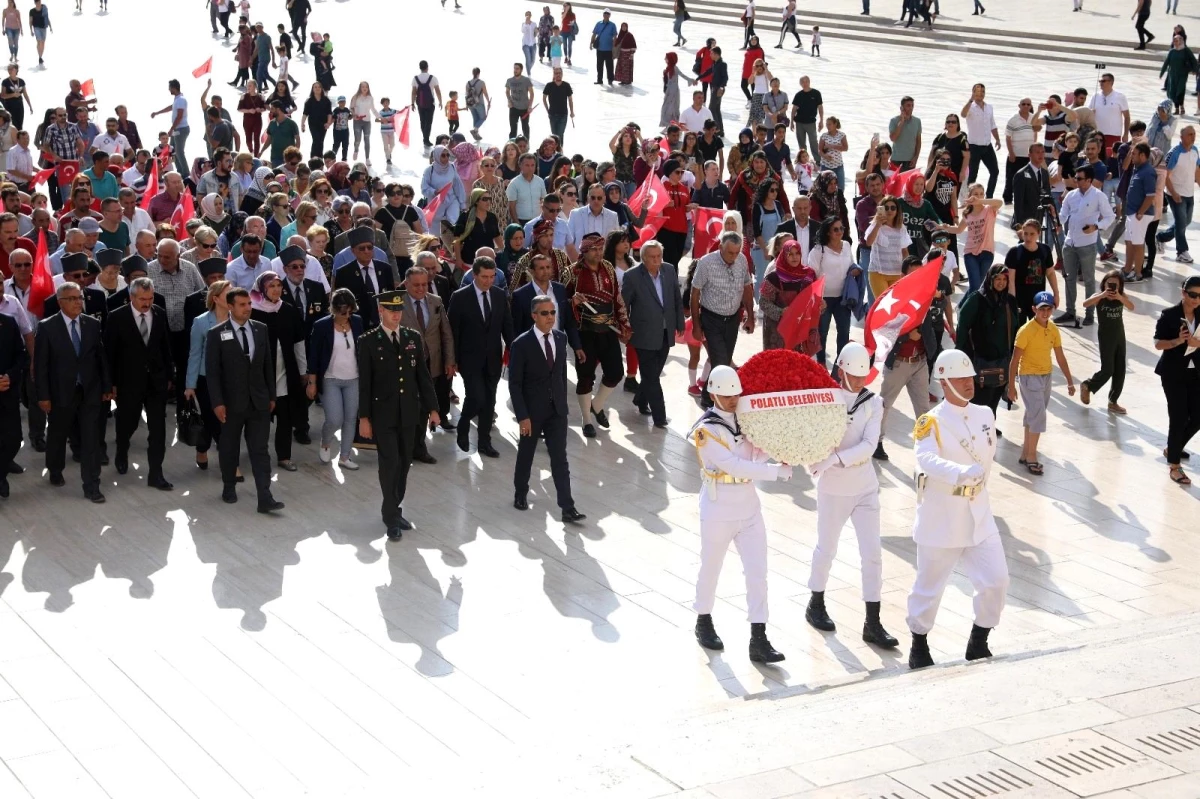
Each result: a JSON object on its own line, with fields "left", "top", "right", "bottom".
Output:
{"left": 337, "top": 96, "right": 346, "bottom": 102}
{"left": 1033, "top": 291, "right": 1054, "bottom": 308}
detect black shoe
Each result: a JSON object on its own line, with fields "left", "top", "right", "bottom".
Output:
{"left": 294, "top": 432, "right": 312, "bottom": 445}
{"left": 115, "top": 454, "right": 128, "bottom": 475}
{"left": 637, "top": 405, "right": 653, "bottom": 416}
{"left": 32, "top": 435, "right": 45, "bottom": 453}
{"left": 1082, "top": 315, "right": 1094, "bottom": 327}
{"left": 413, "top": 451, "right": 438, "bottom": 464}
{"left": 805, "top": 592, "right": 836, "bottom": 632}
{"left": 85, "top": 489, "right": 105, "bottom": 503}
{"left": 478, "top": 442, "right": 500, "bottom": 458}
{"left": 653, "top": 420, "right": 670, "bottom": 429}
{"left": 862, "top": 601, "right": 899, "bottom": 648}
{"left": 514, "top": 495, "right": 528, "bottom": 511}
{"left": 257, "top": 499, "right": 285, "bottom": 514}
{"left": 694, "top": 613, "right": 723, "bottom": 650}
{"left": 222, "top": 486, "right": 237, "bottom": 503}
{"left": 235, "top": 473, "right": 245, "bottom": 483}
{"left": 872, "top": 442, "right": 889, "bottom": 461}
{"left": 623, "top": 376, "right": 639, "bottom": 392}
{"left": 908, "top": 632, "right": 934, "bottom": 669}
{"left": 592, "top": 406, "right": 610, "bottom": 429}
{"left": 397, "top": 515, "right": 413, "bottom": 531}
{"left": 195, "top": 457, "right": 209, "bottom": 470}
{"left": 100, "top": 452, "right": 109, "bottom": 466}
{"left": 561, "top": 507, "right": 586, "bottom": 524}
{"left": 49, "top": 472, "right": 64, "bottom": 487}
{"left": 583, "top": 424, "right": 596, "bottom": 438}
{"left": 457, "top": 428, "right": 470, "bottom": 453}
{"left": 1053, "top": 311, "right": 1076, "bottom": 325}
{"left": 148, "top": 477, "right": 174, "bottom": 491}
{"left": 964, "top": 624, "right": 993, "bottom": 661}
{"left": 386, "top": 525, "right": 403, "bottom": 541}
{"left": 594, "top": 80, "right": 603, "bottom": 85}
{"left": 748, "top": 623, "right": 785, "bottom": 663}
{"left": 439, "top": 420, "right": 457, "bottom": 431}
{"left": 6, "top": 462, "right": 23, "bottom": 475}
{"left": 0, "top": 476, "right": 8, "bottom": 497}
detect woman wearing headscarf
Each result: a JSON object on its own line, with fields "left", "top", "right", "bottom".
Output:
{"left": 512, "top": 216, "right": 572, "bottom": 291}
{"left": 241, "top": 165, "right": 275, "bottom": 215}
{"left": 472, "top": 153, "right": 509, "bottom": 228}
{"left": 955, "top": 261, "right": 1020, "bottom": 420}
{"left": 660, "top": 52, "right": 697, "bottom": 129}
{"left": 727, "top": 127, "right": 756, "bottom": 181}
{"left": 249, "top": 268, "right": 308, "bottom": 473}
{"left": 237, "top": 79, "right": 267, "bottom": 158}
{"left": 496, "top": 223, "right": 528, "bottom": 281}
{"left": 728, "top": 149, "right": 789, "bottom": 232}
{"left": 604, "top": 181, "right": 649, "bottom": 240}
{"left": 451, "top": 187, "right": 502, "bottom": 269}
{"left": 325, "top": 161, "right": 351, "bottom": 191}
{"left": 760, "top": 239, "right": 816, "bottom": 350}
{"left": 1147, "top": 100, "right": 1176, "bottom": 154}
{"left": 186, "top": 157, "right": 210, "bottom": 196}
{"left": 614, "top": 23, "right": 637, "bottom": 86}
{"left": 421, "top": 144, "right": 467, "bottom": 245}
{"left": 535, "top": 137, "right": 559, "bottom": 179}
{"left": 200, "top": 193, "right": 229, "bottom": 237}
{"left": 1161, "top": 34, "right": 1197, "bottom": 115}
{"left": 632, "top": 137, "right": 663, "bottom": 186}
{"left": 216, "top": 211, "right": 248, "bottom": 257}
{"left": 809, "top": 169, "right": 850, "bottom": 241}
{"left": 450, "top": 132, "right": 482, "bottom": 186}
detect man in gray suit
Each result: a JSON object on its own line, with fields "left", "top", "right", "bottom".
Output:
{"left": 205, "top": 287, "right": 284, "bottom": 513}
{"left": 401, "top": 264, "right": 456, "bottom": 462}
{"left": 621, "top": 240, "right": 686, "bottom": 428}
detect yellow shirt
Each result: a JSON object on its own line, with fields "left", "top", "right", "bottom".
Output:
{"left": 1014, "top": 318, "right": 1061, "bottom": 376}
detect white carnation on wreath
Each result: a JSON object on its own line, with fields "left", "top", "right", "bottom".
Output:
{"left": 737, "top": 392, "right": 847, "bottom": 466}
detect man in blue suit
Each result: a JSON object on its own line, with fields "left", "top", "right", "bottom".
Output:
{"left": 511, "top": 252, "right": 583, "bottom": 355}
{"left": 509, "top": 293, "right": 586, "bottom": 524}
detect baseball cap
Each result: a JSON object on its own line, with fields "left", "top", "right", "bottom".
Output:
{"left": 78, "top": 218, "right": 101, "bottom": 233}
{"left": 337, "top": 96, "right": 346, "bottom": 102}
{"left": 1033, "top": 291, "right": 1054, "bottom": 308}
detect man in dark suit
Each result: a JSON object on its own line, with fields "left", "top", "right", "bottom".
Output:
{"left": 511, "top": 253, "right": 582, "bottom": 352}
{"left": 357, "top": 291, "right": 439, "bottom": 540}
{"left": 182, "top": 256, "right": 226, "bottom": 332}
{"left": 509, "top": 294, "right": 586, "bottom": 524}
{"left": 43, "top": 253, "right": 107, "bottom": 323}
{"left": 1011, "top": 142, "right": 1053, "bottom": 233}
{"left": 621, "top": 241, "right": 686, "bottom": 428}
{"left": 205, "top": 287, "right": 284, "bottom": 513}
{"left": 35, "top": 281, "right": 112, "bottom": 502}
{"left": 448, "top": 256, "right": 513, "bottom": 458}
{"left": 0, "top": 310, "right": 25, "bottom": 498}
{"left": 775, "top": 194, "right": 820, "bottom": 255}
{"left": 278, "top": 245, "right": 327, "bottom": 445}
{"left": 106, "top": 255, "right": 167, "bottom": 314}
{"left": 400, "top": 264, "right": 455, "bottom": 463}
{"left": 332, "top": 226, "right": 395, "bottom": 329}
{"left": 103, "top": 276, "right": 175, "bottom": 489}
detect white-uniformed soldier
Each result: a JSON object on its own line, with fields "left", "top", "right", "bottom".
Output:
{"left": 907, "top": 349, "right": 1010, "bottom": 669}
{"left": 804, "top": 343, "right": 897, "bottom": 649}
{"left": 691, "top": 365, "right": 792, "bottom": 664}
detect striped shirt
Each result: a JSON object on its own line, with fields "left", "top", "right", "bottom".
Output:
{"left": 146, "top": 259, "right": 206, "bottom": 332}
{"left": 692, "top": 249, "right": 751, "bottom": 316}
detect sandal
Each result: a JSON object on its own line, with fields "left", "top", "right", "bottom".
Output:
{"left": 1080, "top": 383, "right": 1091, "bottom": 405}
{"left": 1025, "top": 461, "right": 1044, "bottom": 476}
{"left": 1108, "top": 402, "right": 1126, "bottom": 415}
{"left": 1018, "top": 457, "right": 1028, "bottom": 465}
{"left": 1170, "top": 466, "right": 1192, "bottom": 485}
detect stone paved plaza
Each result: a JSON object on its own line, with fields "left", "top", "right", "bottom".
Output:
{"left": 2, "top": 0, "right": 1200, "bottom": 796}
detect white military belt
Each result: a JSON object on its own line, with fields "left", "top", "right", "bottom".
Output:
{"left": 917, "top": 474, "right": 982, "bottom": 499}
{"left": 703, "top": 470, "right": 752, "bottom": 484}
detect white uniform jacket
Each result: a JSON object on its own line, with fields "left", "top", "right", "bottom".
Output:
{"left": 912, "top": 400, "right": 999, "bottom": 549}
{"left": 692, "top": 409, "right": 784, "bottom": 522}
{"left": 815, "top": 388, "right": 882, "bottom": 497}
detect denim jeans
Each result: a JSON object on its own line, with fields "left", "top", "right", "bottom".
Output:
{"left": 171, "top": 127, "right": 190, "bottom": 176}
{"left": 817, "top": 299, "right": 852, "bottom": 367}
{"left": 469, "top": 103, "right": 487, "bottom": 131}
{"left": 1165, "top": 194, "right": 1195, "bottom": 254}
{"left": 321, "top": 377, "right": 359, "bottom": 459}
{"left": 962, "top": 250, "right": 993, "bottom": 297}
{"left": 4, "top": 28, "right": 18, "bottom": 58}
{"left": 562, "top": 33, "right": 575, "bottom": 59}
{"left": 522, "top": 44, "right": 536, "bottom": 73}
{"left": 859, "top": 245, "right": 874, "bottom": 305}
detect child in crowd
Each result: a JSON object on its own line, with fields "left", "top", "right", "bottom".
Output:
{"left": 549, "top": 25, "right": 564, "bottom": 69}
{"left": 1080, "top": 269, "right": 1134, "bottom": 414}
{"left": 446, "top": 91, "right": 460, "bottom": 136}
{"left": 811, "top": 26, "right": 821, "bottom": 56}
{"left": 152, "top": 132, "right": 173, "bottom": 172}
{"left": 795, "top": 149, "right": 815, "bottom": 191}
{"left": 1007, "top": 291, "right": 1076, "bottom": 475}
{"left": 379, "top": 97, "right": 397, "bottom": 167}
{"left": 331, "top": 96, "right": 351, "bottom": 160}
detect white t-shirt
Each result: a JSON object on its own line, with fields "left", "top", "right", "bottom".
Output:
{"left": 1169, "top": 148, "right": 1199, "bottom": 199}
{"left": 807, "top": 240, "right": 853, "bottom": 296}
{"left": 411, "top": 74, "right": 440, "bottom": 92}
{"left": 865, "top": 222, "right": 912, "bottom": 275}
{"left": 521, "top": 21, "right": 537, "bottom": 47}
{"left": 92, "top": 133, "right": 131, "bottom": 156}
{"left": 172, "top": 94, "right": 189, "bottom": 130}
{"left": 1088, "top": 90, "right": 1128, "bottom": 137}
{"left": 963, "top": 101, "right": 996, "bottom": 147}
{"left": 678, "top": 105, "right": 713, "bottom": 134}
{"left": 1005, "top": 113, "right": 1036, "bottom": 159}
{"left": 277, "top": 55, "right": 290, "bottom": 81}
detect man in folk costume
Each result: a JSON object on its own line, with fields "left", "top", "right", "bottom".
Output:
{"left": 803, "top": 342, "right": 897, "bottom": 649}
{"left": 567, "top": 232, "right": 630, "bottom": 438}
{"left": 907, "top": 349, "right": 1010, "bottom": 669}
{"left": 691, "top": 365, "right": 793, "bottom": 664}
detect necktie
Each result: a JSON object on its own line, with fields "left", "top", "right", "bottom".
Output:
{"left": 415, "top": 299, "right": 426, "bottom": 331}
{"left": 362, "top": 266, "right": 376, "bottom": 295}
{"left": 543, "top": 332, "right": 554, "bottom": 371}
{"left": 391, "top": 331, "right": 400, "bottom": 352}
{"left": 239, "top": 324, "right": 250, "bottom": 356}
{"left": 294, "top": 283, "right": 304, "bottom": 309}
{"left": 70, "top": 318, "right": 80, "bottom": 355}
{"left": 138, "top": 312, "right": 149, "bottom": 345}
{"left": 481, "top": 289, "right": 492, "bottom": 324}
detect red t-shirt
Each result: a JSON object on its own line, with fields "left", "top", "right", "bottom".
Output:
{"left": 662, "top": 180, "right": 691, "bottom": 234}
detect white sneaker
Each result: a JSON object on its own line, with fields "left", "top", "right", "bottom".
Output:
{"left": 319, "top": 446, "right": 332, "bottom": 463}
{"left": 338, "top": 458, "right": 359, "bottom": 470}
{"left": 1180, "top": 251, "right": 1194, "bottom": 263}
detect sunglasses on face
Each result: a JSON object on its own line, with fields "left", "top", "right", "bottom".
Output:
{"left": 883, "top": 204, "right": 897, "bottom": 210}
{"left": 1187, "top": 291, "right": 1200, "bottom": 300}
{"left": 10, "top": 261, "right": 30, "bottom": 268}
{"left": 830, "top": 225, "right": 844, "bottom": 232}
{"left": 562, "top": 191, "right": 576, "bottom": 197}
{"left": 535, "top": 309, "right": 557, "bottom": 316}
{"left": 198, "top": 241, "right": 216, "bottom": 248}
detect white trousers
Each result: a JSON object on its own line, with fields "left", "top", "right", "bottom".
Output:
{"left": 905, "top": 533, "right": 1010, "bottom": 635}
{"left": 693, "top": 514, "right": 769, "bottom": 623}
{"left": 808, "top": 489, "right": 883, "bottom": 601}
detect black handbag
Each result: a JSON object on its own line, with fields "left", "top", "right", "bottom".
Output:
{"left": 972, "top": 305, "right": 1011, "bottom": 388}
{"left": 176, "top": 399, "right": 206, "bottom": 447}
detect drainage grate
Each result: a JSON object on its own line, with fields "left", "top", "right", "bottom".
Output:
{"left": 1035, "top": 745, "right": 1139, "bottom": 778}
{"left": 1137, "top": 725, "right": 1200, "bottom": 756}
{"left": 927, "top": 768, "right": 1032, "bottom": 797}
{"left": 995, "top": 729, "right": 1181, "bottom": 794}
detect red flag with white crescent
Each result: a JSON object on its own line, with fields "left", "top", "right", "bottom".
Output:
{"left": 139, "top": 158, "right": 159, "bottom": 211}
{"left": 171, "top": 190, "right": 195, "bottom": 240}
{"left": 55, "top": 160, "right": 79, "bottom": 187}
{"left": 691, "top": 207, "right": 726, "bottom": 258}
{"left": 28, "top": 167, "right": 55, "bottom": 189}
{"left": 80, "top": 79, "right": 96, "bottom": 100}
{"left": 862, "top": 257, "right": 943, "bottom": 383}
{"left": 28, "top": 229, "right": 54, "bottom": 319}
{"left": 629, "top": 170, "right": 669, "bottom": 220}
{"left": 422, "top": 182, "right": 453, "bottom": 229}
{"left": 633, "top": 215, "right": 664, "bottom": 248}
{"left": 885, "top": 167, "right": 924, "bottom": 200}
{"left": 396, "top": 106, "right": 411, "bottom": 148}
{"left": 776, "top": 276, "right": 825, "bottom": 352}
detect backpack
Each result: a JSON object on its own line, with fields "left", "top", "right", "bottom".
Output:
{"left": 415, "top": 74, "right": 435, "bottom": 110}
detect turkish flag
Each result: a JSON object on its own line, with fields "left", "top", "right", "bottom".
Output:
{"left": 521, "top": 102, "right": 540, "bottom": 121}
{"left": 633, "top": 215, "right": 665, "bottom": 248}
{"left": 777, "top": 276, "right": 825, "bottom": 352}
{"left": 885, "top": 167, "right": 924, "bottom": 199}
{"left": 28, "top": 229, "right": 54, "bottom": 320}
{"left": 422, "top": 182, "right": 453, "bottom": 229}
{"left": 862, "top": 257, "right": 943, "bottom": 383}
{"left": 192, "top": 57, "right": 213, "bottom": 79}
{"left": 171, "top": 190, "right": 195, "bottom": 239}
{"left": 28, "top": 167, "right": 55, "bottom": 189}
{"left": 396, "top": 106, "right": 411, "bottom": 148}
{"left": 80, "top": 79, "right": 96, "bottom": 100}
{"left": 55, "top": 160, "right": 79, "bottom": 187}
{"left": 691, "top": 207, "right": 726, "bottom": 257}
{"left": 629, "top": 170, "right": 669, "bottom": 220}
{"left": 139, "top": 158, "right": 159, "bottom": 211}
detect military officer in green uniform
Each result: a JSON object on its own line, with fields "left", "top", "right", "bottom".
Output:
{"left": 357, "top": 290, "right": 439, "bottom": 540}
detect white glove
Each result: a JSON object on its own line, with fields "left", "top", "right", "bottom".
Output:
{"left": 777, "top": 464, "right": 793, "bottom": 481}
{"left": 961, "top": 464, "right": 985, "bottom": 485}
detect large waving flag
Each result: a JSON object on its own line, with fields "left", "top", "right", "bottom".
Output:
{"left": 422, "top": 182, "right": 454, "bottom": 229}
{"left": 192, "top": 57, "right": 213, "bottom": 79}
{"left": 691, "top": 207, "right": 726, "bottom": 257}
{"left": 777, "top": 276, "right": 825, "bottom": 352}
{"left": 139, "top": 159, "right": 160, "bottom": 211}
{"left": 862, "top": 257, "right": 943, "bottom": 383}
{"left": 396, "top": 106, "right": 411, "bottom": 148}
{"left": 28, "top": 229, "right": 54, "bottom": 319}
{"left": 171, "top": 190, "right": 195, "bottom": 240}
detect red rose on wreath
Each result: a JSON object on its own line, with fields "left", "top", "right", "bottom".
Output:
{"left": 737, "top": 349, "right": 838, "bottom": 396}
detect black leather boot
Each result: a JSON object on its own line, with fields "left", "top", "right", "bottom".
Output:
{"left": 805, "top": 591, "right": 836, "bottom": 632}
{"left": 965, "top": 624, "right": 993, "bottom": 661}
{"left": 862, "top": 601, "right": 898, "bottom": 648}
{"left": 908, "top": 632, "right": 934, "bottom": 669}
{"left": 748, "top": 623, "right": 785, "bottom": 663}
{"left": 694, "top": 614, "right": 723, "bottom": 651}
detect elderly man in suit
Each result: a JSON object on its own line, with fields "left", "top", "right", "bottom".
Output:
{"left": 278, "top": 245, "right": 327, "bottom": 446}
{"left": 401, "top": 264, "right": 456, "bottom": 461}
{"left": 333, "top": 226, "right": 395, "bottom": 329}
{"left": 510, "top": 293, "right": 586, "bottom": 524}
{"left": 35, "top": 280, "right": 112, "bottom": 502}
{"left": 511, "top": 252, "right": 582, "bottom": 354}
{"left": 448, "top": 255, "right": 513, "bottom": 458}
{"left": 104, "top": 276, "right": 176, "bottom": 489}
{"left": 622, "top": 240, "right": 686, "bottom": 428}
{"left": 776, "top": 194, "right": 820, "bottom": 256}
{"left": 205, "top": 287, "right": 284, "bottom": 513}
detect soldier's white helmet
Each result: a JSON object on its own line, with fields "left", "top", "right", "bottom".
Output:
{"left": 835, "top": 342, "right": 871, "bottom": 377}
{"left": 708, "top": 365, "right": 742, "bottom": 396}
{"left": 933, "top": 349, "right": 976, "bottom": 380}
